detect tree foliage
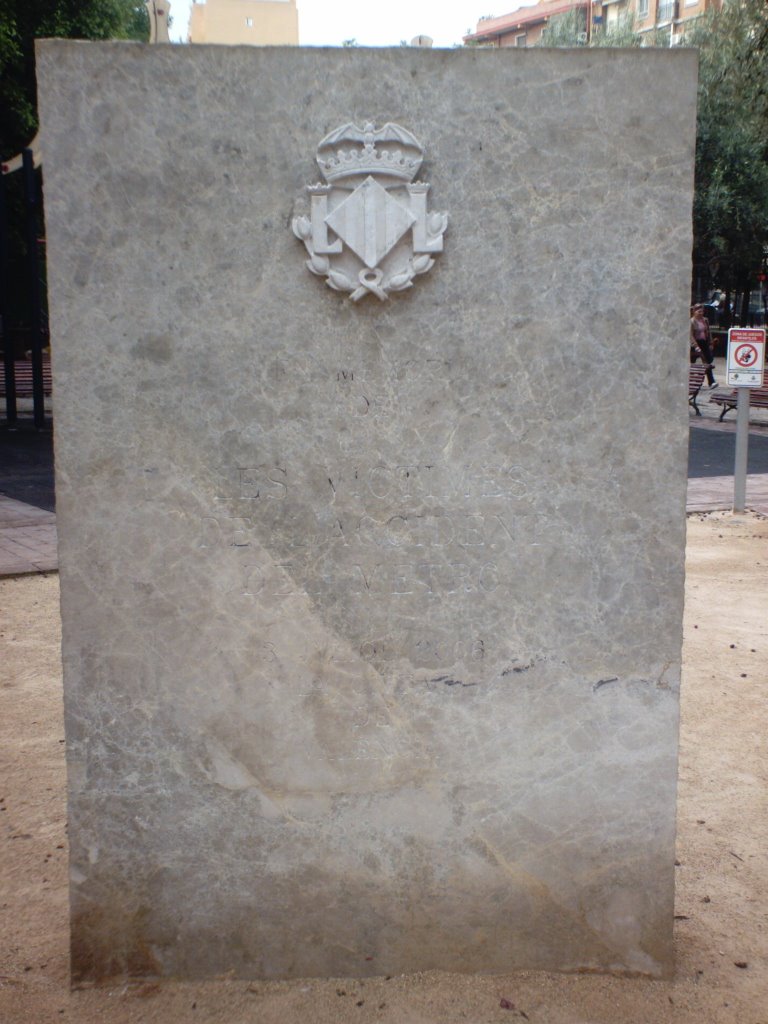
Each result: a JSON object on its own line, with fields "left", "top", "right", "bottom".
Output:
{"left": 536, "top": 9, "right": 642, "bottom": 47}
{"left": 537, "top": 1, "right": 767, "bottom": 311}
{"left": 536, "top": 9, "right": 586, "bottom": 46}
{"left": 0, "top": 0, "right": 150, "bottom": 160}
{"left": 688, "top": 0, "right": 768, "bottom": 304}
{"left": 591, "top": 14, "right": 642, "bottom": 48}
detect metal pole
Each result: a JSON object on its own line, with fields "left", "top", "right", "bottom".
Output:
{"left": 733, "top": 388, "right": 750, "bottom": 513}
{"left": 0, "top": 169, "right": 17, "bottom": 425}
{"left": 22, "top": 149, "right": 45, "bottom": 429}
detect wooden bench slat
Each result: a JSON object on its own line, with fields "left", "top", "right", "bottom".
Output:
{"left": 689, "top": 365, "right": 708, "bottom": 416}
{"left": 0, "top": 361, "right": 53, "bottom": 398}
{"left": 710, "top": 370, "right": 768, "bottom": 421}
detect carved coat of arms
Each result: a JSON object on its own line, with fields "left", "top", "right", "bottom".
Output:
{"left": 292, "top": 122, "right": 448, "bottom": 302}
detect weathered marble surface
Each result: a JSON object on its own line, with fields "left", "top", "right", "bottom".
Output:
{"left": 37, "top": 42, "right": 698, "bottom": 981}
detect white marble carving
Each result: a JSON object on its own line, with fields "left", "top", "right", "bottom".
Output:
{"left": 292, "top": 122, "right": 448, "bottom": 302}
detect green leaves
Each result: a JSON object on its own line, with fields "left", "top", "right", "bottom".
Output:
{"left": 535, "top": 0, "right": 767, "bottom": 300}
{"left": 0, "top": 0, "right": 150, "bottom": 161}
{"left": 690, "top": 0, "right": 768, "bottom": 294}
{"left": 535, "top": 10, "right": 642, "bottom": 48}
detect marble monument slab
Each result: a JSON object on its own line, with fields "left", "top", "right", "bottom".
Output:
{"left": 37, "top": 41, "right": 698, "bottom": 981}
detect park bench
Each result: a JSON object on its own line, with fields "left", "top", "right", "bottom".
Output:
{"left": 689, "top": 365, "right": 707, "bottom": 415}
{"left": 710, "top": 369, "right": 768, "bottom": 421}
{"left": 0, "top": 360, "right": 52, "bottom": 398}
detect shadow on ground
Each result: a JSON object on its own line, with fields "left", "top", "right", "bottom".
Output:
{"left": 2, "top": 421, "right": 768, "bottom": 515}
{"left": 0, "top": 426, "right": 55, "bottom": 511}
{"left": 688, "top": 425, "right": 768, "bottom": 478}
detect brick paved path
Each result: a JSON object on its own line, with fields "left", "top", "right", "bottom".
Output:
{"left": 2, "top": 353, "right": 767, "bottom": 577}
{"left": 0, "top": 495, "right": 58, "bottom": 576}
{"left": 2, "top": 472, "right": 767, "bottom": 578}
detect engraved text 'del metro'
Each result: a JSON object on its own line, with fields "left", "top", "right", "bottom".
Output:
{"left": 292, "top": 122, "right": 448, "bottom": 302}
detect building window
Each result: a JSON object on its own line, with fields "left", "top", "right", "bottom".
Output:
{"left": 637, "top": 0, "right": 649, "bottom": 16}
{"left": 515, "top": 33, "right": 527, "bottom": 46}
{"left": 245, "top": 17, "right": 253, "bottom": 27}
{"left": 657, "top": 0, "right": 676, "bottom": 21}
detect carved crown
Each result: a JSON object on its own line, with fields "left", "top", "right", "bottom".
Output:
{"left": 316, "top": 121, "right": 424, "bottom": 185}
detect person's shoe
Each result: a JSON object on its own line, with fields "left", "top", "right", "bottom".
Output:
{"left": 709, "top": 381, "right": 719, "bottom": 389}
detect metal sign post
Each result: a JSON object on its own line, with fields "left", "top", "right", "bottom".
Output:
{"left": 0, "top": 168, "right": 16, "bottom": 425}
{"left": 726, "top": 327, "right": 766, "bottom": 513}
{"left": 22, "top": 149, "right": 46, "bottom": 429}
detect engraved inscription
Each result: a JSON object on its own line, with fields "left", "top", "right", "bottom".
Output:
{"left": 360, "top": 633, "right": 487, "bottom": 669}
{"left": 355, "top": 512, "right": 515, "bottom": 548}
{"left": 238, "top": 467, "right": 287, "bottom": 501}
{"left": 354, "top": 561, "right": 500, "bottom": 595}
{"left": 318, "top": 462, "right": 530, "bottom": 503}
{"left": 229, "top": 558, "right": 504, "bottom": 599}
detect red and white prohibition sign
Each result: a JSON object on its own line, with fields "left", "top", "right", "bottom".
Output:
{"left": 726, "top": 328, "right": 766, "bottom": 386}
{"left": 734, "top": 343, "right": 758, "bottom": 367}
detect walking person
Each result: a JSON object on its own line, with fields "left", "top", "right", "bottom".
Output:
{"left": 690, "top": 304, "right": 718, "bottom": 388}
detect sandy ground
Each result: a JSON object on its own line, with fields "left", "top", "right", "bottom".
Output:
{"left": 1, "top": 511, "right": 767, "bottom": 1024}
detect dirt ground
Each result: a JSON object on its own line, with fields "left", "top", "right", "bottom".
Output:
{"left": 1, "top": 511, "right": 766, "bottom": 1024}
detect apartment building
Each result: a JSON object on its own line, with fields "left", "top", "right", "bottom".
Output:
{"left": 464, "top": 0, "right": 721, "bottom": 46}
{"left": 634, "top": 0, "right": 720, "bottom": 45}
{"left": 188, "top": 0, "right": 299, "bottom": 45}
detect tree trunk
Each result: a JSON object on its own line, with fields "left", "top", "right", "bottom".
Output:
{"left": 739, "top": 284, "right": 750, "bottom": 327}
{"left": 722, "top": 288, "right": 732, "bottom": 329}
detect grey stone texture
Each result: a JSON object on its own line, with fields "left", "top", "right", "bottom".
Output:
{"left": 37, "top": 41, "right": 698, "bottom": 981}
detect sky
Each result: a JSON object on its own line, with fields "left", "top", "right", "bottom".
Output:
{"left": 167, "top": 1, "right": 533, "bottom": 47}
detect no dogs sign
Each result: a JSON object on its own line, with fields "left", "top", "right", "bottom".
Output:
{"left": 726, "top": 328, "right": 766, "bottom": 386}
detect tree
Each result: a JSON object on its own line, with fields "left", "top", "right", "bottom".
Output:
{"left": 536, "top": 8, "right": 586, "bottom": 46}
{"left": 535, "top": 9, "right": 642, "bottom": 47}
{"left": 687, "top": 0, "right": 768, "bottom": 319}
{"left": 537, "top": 2, "right": 767, "bottom": 320}
{"left": 0, "top": 1, "right": 149, "bottom": 356}
{"left": 591, "top": 14, "right": 642, "bottom": 48}
{"left": 0, "top": 0, "right": 150, "bottom": 161}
